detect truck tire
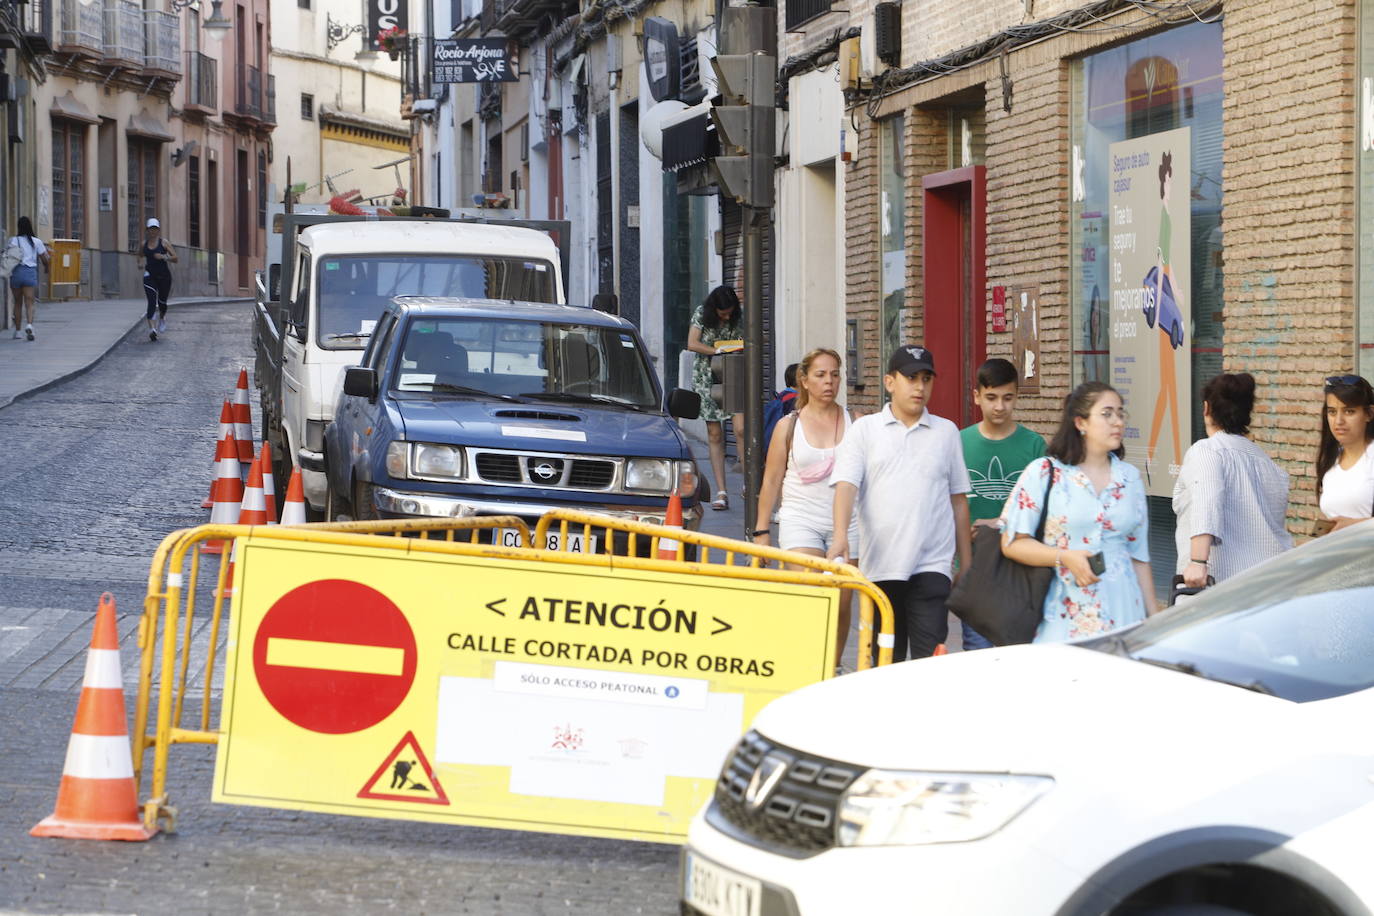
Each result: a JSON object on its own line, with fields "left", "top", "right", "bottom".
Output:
{"left": 325, "top": 484, "right": 352, "bottom": 522}
{"left": 353, "top": 480, "right": 380, "bottom": 520}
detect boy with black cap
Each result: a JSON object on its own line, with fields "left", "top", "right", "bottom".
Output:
{"left": 828, "top": 344, "right": 973, "bottom": 661}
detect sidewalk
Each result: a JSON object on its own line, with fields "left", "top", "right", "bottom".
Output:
{"left": 0, "top": 295, "right": 252, "bottom": 410}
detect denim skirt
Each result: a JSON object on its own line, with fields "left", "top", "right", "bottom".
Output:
{"left": 9, "top": 264, "right": 36, "bottom": 289}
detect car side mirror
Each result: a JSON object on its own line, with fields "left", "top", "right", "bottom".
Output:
{"left": 666, "top": 387, "right": 701, "bottom": 419}
{"left": 343, "top": 366, "right": 379, "bottom": 401}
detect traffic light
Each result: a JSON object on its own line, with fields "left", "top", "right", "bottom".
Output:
{"left": 708, "top": 49, "right": 775, "bottom": 209}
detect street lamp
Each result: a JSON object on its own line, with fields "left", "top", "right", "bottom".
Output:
{"left": 325, "top": 13, "right": 365, "bottom": 52}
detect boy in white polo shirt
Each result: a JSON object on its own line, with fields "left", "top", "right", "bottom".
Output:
{"left": 828, "top": 345, "right": 973, "bottom": 661}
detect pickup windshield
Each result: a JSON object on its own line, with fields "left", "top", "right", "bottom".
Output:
{"left": 316, "top": 255, "right": 557, "bottom": 350}
{"left": 391, "top": 317, "right": 659, "bottom": 409}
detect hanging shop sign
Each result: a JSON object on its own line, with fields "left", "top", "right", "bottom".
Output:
{"left": 432, "top": 38, "right": 518, "bottom": 83}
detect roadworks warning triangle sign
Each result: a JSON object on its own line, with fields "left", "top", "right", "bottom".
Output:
{"left": 357, "top": 730, "right": 450, "bottom": 806}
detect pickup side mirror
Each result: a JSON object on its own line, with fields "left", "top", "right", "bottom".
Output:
{"left": 666, "top": 388, "right": 701, "bottom": 420}
{"left": 343, "top": 366, "right": 379, "bottom": 401}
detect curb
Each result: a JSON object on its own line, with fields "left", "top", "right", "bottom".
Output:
{"left": 0, "top": 296, "right": 255, "bottom": 412}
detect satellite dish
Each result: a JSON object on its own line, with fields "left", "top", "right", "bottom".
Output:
{"left": 170, "top": 139, "right": 200, "bottom": 168}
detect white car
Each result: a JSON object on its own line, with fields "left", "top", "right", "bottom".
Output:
{"left": 683, "top": 523, "right": 1374, "bottom": 916}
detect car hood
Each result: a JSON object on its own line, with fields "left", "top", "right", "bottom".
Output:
{"left": 752, "top": 645, "right": 1308, "bottom": 775}
{"left": 393, "top": 399, "right": 688, "bottom": 457}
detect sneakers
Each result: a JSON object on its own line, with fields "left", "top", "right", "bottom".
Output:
{"left": 156, "top": 317, "right": 167, "bottom": 334}
{"left": 24, "top": 324, "right": 33, "bottom": 341}
{"left": 149, "top": 328, "right": 158, "bottom": 341}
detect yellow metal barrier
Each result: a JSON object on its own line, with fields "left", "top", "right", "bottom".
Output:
{"left": 131, "top": 513, "right": 894, "bottom": 835}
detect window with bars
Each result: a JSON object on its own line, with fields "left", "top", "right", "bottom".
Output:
{"left": 52, "top": 119, "right": 86, "bottom": 241}
{"left": 189, "top": 155, "right": 202, "bottom": 249}
{"left": 257, "top": 150, "right": 267, "bottom": 230}
{"left": 127, "top": 139, "right": 160, "bottom": 248}
{"left": 300, "top": 92, "right": 314, "bottom": 120}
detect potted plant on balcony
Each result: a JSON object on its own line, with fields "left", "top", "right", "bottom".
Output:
{"left": 378, "top": 26, "right": 407, "bottom": 60}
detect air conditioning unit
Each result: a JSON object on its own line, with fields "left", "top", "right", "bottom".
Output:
{"left": 874, "top": 2, "right": 901, "bottom": 69}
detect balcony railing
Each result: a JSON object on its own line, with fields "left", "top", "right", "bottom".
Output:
{"left": 59, "top": 0, "right": 102, "bottom": 55}
{"left": 185, "top": 50, "right": 216, "bottom": 109}
{"left": 265, "top": 74, "right": 275, "bottom": 124}
{"left": 143, "top": 9, "right": 179, "bottom": 74}
{"left": 784, "top": 0, "right": 833, "bottom": 29}
{"left": 102, "top": 0, "right": 142, "bottom": 65}
{"left": 21, "top": 0, "right": 54, "bottom": 53}
{"left": 236, "top": 62, "right": 262, "bottom": 118}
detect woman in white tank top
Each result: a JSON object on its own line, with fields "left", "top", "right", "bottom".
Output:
{"left": 754, "top": 347, "right": 860, "bottom": 666}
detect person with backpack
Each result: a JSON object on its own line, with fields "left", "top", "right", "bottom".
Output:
{"left": 754, "top": 348, "right": 858, "bottom": 666}
{"left": 761, "top": 363, "right": 799, "bottom": 466}
{"left": 7, "top": 216, "right": 49, "bottom": 341}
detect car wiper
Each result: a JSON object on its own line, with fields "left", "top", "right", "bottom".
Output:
{"left": 1131, "top": 655, "right": 1277, "bottom": 696}
{"left": 323, "top": 332, "right": 371, "bottom": 341}
{"left": 422, "top": 383, "right": 518, "bottom": 402}
{"left": 518, "top": 391, "right": 645, "bottom": 411}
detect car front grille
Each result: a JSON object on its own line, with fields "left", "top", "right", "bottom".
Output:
{"left": 474, "top": 453, "right": 522, "bottom": 482}
{"left": 471, "top": 449, "right": 619, "bottom": 491}
{"left": 709, "top": 730, "right": 861, "bottom": 857}
{"left": 568, "top": 459, "right": 615, "bottom": 489}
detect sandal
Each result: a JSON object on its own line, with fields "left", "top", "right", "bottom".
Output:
{"left": 711, "top": 490, "right": 729, "bottom": 511}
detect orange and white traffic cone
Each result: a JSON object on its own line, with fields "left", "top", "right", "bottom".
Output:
{"left": 31, "top": 593, "right": 156, "bottom": 841}
{"left": 202, "top": 433, "right": 243, "bottom": 554}
{"left": 279, "top": 467, "right": 307, "bottom": 525}
{"left": 258, "top": 441, "right": 277, "bottom": 524}
{"left": 221, "top": 455, "right": 268, "bottom": 598}
{"left": 658, "top": 492, "right": 684, "bottom": 561}
{"left": 201, "top": 399, "right": 235, "bottom": 509}
{"left": 232, "top": 369, "right": 254, "bottom": 465}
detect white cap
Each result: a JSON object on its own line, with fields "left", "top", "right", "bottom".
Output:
{"left": 146, "top": 217, "right": 160, "bottom": 228}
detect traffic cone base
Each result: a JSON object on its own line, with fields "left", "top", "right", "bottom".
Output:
{"left": 31, "top": 594, "right": 155, "bottom": 841}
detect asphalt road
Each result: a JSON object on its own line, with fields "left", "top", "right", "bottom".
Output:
{"left": 0, "top": 300, "right": 681, "bottom": 914}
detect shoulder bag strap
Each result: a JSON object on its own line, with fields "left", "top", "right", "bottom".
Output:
{"left": 1033, "top": 459, "right": 1055, "bottom": 543}
{"left": 784, "top": 412, "right": 800, "bottom": 470}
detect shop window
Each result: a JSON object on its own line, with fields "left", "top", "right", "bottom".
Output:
{"left": 1070, "top": 20, "right": 1224, "bottom": 586}
{"left": 127, "top": 138, "right": 160, "bottom": 247}
{"left": 878, "top": 114, "right": 905, "bottom": 374}
{"left": 52, "top": 119, "right": 86, "bottom": 241}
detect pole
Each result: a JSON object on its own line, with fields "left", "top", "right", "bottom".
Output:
{"left": 742, "top": 206, "right": 766, "bottom": 536}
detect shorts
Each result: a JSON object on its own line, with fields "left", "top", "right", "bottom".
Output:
{"left": 9, "top": 265, "right": 36, "bottom": 289}
{"left": 777, "top": 515, "right": 860, "bottom": 559}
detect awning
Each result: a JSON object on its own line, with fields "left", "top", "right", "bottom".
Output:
{"left": 50, "top": 91, "right": 99, "bottom": 125}
{"left": 662, "top": 103, "right": 712, "bottom": 173}
{"left": 128, "top": 109, "right": 174, "bottom": 142}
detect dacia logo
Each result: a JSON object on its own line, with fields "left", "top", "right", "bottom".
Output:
{"left": 744, "top": 754, "right": 788, "bottom": 811}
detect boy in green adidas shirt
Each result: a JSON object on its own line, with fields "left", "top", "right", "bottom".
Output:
{"left": 959, "top": 358, "right": 1045, "bottom": 650}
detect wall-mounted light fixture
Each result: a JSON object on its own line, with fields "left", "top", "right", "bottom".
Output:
{"left": 170, "top": 0, "right": 232, "bottom": 40}
{"left": 326, "top": 12, "right": 365, "bottom": 52}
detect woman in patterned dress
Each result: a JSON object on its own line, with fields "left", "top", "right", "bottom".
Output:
{"left": 686, "top": 286, "right": 745, "bottom": 510}
{"left": 1001, "top": 382, "right": 1159, "bottom": 641}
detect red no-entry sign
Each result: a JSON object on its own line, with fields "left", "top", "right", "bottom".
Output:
{"left": 252, "top": 579, "right": 417, "bottom": 734}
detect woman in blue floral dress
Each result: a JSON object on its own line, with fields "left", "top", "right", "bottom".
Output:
{"left": 1001, "top": 382, "right": 1159, "bottom": 641}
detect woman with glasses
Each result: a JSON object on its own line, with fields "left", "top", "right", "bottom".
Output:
{"left": 1315, "top": 373, "right": 1374, "bottom": 534}
{"left": 1002, "top": 382, "right": 1158, "bottom": 642}
{"left": 687, "top": 285, "right": 745, "bottom": 510}
{"left": 1172, "top": 373, "right": 1293, "bottom": 587}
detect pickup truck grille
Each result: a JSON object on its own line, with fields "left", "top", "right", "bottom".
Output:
{"left": 709, "top": 730, "right": 860, "bottom": 857}
{"left": 475, "top": 453, "right": 522, "bottom": 482}
{"left": 471, "top": 451, "right": 616, "bottom": 491}
{"left": 567, "top": 460, "right": 614, "bottom": 489}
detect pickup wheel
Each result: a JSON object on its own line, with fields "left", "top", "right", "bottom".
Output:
{"left": 353, "top": 480, "right": 380, "bottom": 520}
{"left": 325, "top": 484, "right": 352, "bottom": 522}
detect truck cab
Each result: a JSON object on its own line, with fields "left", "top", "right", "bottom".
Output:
{"left": 324, "top": 297, "right": 704, "bottom": 542}
{"left": 255, "top": 217, "right": 566, "bottom": 513}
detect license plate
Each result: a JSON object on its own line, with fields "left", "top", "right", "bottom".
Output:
{"left": 683, "top": 851, "right": 762, "bottom": 916}
{"left": 496, "top": 527, "right": 598, "bottom": 553}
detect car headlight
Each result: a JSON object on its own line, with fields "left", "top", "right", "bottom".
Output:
{"left": 385, "top": 441, "right": 410, "bottom": 478}
{"left": 837, "top": 770, "right": 1052, "bottom": 846}
{"left": 411, "top": 443, "right": 465, "bottom": 479}
{"left": 674, "top": 460, "right": 698, "bottom": 498}
{"left": 625, "top": 457, "right": 673, "bottom": 493}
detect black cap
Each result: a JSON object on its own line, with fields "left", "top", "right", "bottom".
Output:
{"left": 887, "top": 344, "right": 936, "bottom": 377}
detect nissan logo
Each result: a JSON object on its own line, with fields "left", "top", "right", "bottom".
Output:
{"left": 532, "top": 461, "right": 558, "bottom": 481}
{"left": 743, "top": 754, "right": 788, "bottom": 811}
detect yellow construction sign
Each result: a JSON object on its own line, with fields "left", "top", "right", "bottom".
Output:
{"left": 213, "top": 535, "right": 840, "bottom": 842}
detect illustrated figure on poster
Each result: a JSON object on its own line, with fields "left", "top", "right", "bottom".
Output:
{"left": 1143, "top": 150, "right": 1184, "bottom": 480}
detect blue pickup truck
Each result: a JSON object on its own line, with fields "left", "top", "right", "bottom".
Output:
{"left": 323, "top": 297, "right": 704, "bottom": 549}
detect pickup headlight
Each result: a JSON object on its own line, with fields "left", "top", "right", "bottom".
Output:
{"left": 625, "top": 457, "right": 673, "bottom": 493}
{"left": 411, "top": 443, "right": 465, "bottom": 479}
{"left": 837, "top": 770, "right": 1052, "bottom": 847}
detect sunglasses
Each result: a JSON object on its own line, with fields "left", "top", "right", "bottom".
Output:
{"left": 1325, "top": 374, "right": 1364, "bottom": 390}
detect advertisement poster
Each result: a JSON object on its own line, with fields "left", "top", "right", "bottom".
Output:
{"left": 1109, "top": 127, "right": 1190, "bottom": 496}
{"left": 432, "top": 39, "right": 518, "bottom": 83}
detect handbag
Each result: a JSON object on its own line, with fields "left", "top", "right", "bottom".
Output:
{"left": 0, "top": 240, "right": 21, "bottom": 280}
{"left": 946, "top": 460, "right": 1056, "bottom": 646}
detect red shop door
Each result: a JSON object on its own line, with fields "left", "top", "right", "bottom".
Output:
{"left": 922, "top": 166, "right": 987, "bottom": 428}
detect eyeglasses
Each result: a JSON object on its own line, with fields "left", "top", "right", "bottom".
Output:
{"left": 1325, "top": 374, "right": 1363, "bottom": 390}
{"left": 1096, "top": 408, "right": 1129, "bottom": 422}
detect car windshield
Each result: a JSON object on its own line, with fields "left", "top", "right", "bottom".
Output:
{"left": 390, "top": 316, "right": 659, "bottom": 409}
{"left": 316, "top": 255, "right": 557, "bottom": 350}
{"left": 1101, "top": 523, "right": 1374, "bottom": 702}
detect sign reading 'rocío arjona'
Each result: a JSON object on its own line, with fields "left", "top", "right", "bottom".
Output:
{"left": 433, "top": 38, "right": 517, "bottom": 83}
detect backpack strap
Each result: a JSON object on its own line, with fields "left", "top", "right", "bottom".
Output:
{"left": 784, "top": 412, "right": 800, "bottom": 470}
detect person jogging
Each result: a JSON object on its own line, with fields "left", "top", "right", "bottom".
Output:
{"left": 140, "top": 217, "right": 177, "bottom": 341}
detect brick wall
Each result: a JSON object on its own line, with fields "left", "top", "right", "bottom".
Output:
{"left": 843, "top": 0, "right": 1359, "bottom": 535}
{"left": 844, "top": 117, "right": 882, "bottom": 413}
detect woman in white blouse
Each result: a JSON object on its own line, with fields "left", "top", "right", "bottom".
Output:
{"left": 1315, "top": 374, "right": 1374, "bottom": 534}
{"left": 1173, "top": 373, "right": 1293, "bottom": 587}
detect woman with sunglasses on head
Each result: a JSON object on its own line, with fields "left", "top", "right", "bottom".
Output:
{"left": 1314, "top": 374, "right": 1374, "bottom": 534}
{"left": 1002, "top": 382, "right": 1158, "bottom": 642}
{"left": 687, "top": 285, "right": 746, "bottom": 510}
{"left": 1172, "top": 373, "right": 1293, "bottom": 588}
